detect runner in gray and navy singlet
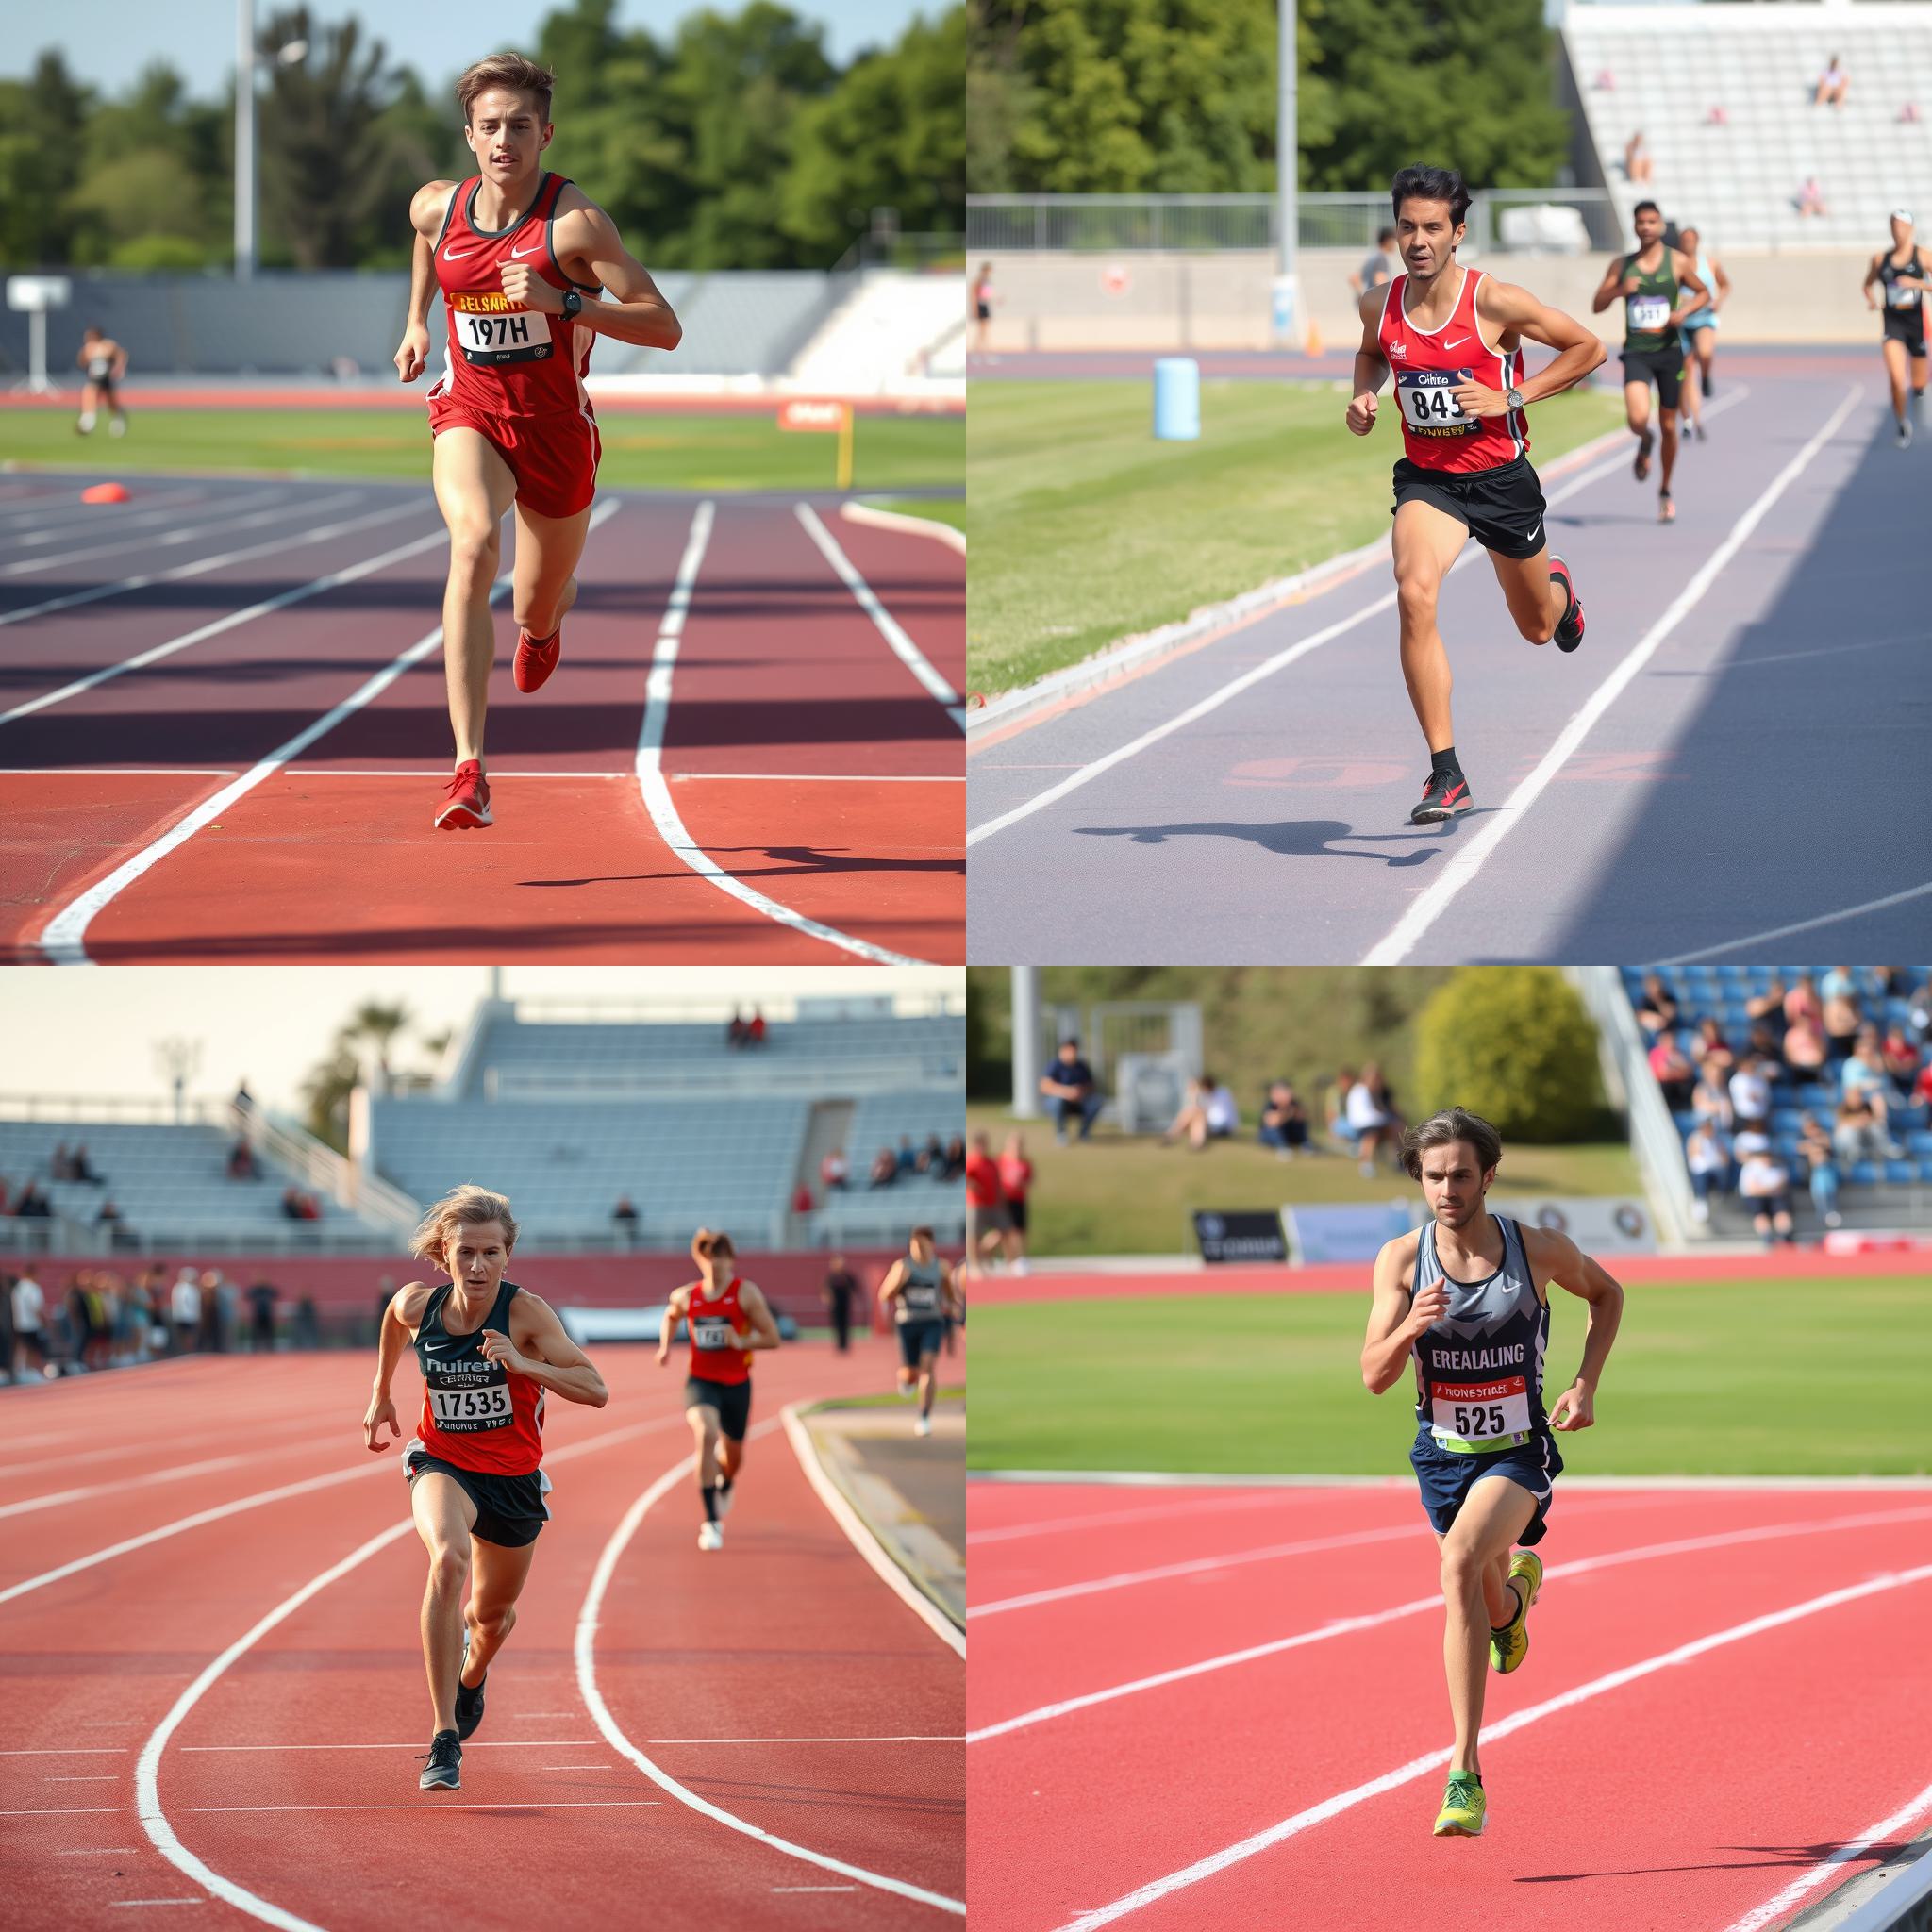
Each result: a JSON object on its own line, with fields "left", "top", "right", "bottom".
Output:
{"left": 880, "top": 1228, "right": 962, "bottom": 1437}
{"left": 1866, "top": 210, "right": 1929, "bottom": 444}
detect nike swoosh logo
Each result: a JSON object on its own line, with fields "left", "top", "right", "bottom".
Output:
{"left": 1445, "top": 335, "right": 1469, "bottom": 348}
{"left": 1527, "top": 524, "right": 1541, "bottom": 544}
{"left": 444, "top": 247, "right": 475, "bottom": 260}
{"left": 510, "top": 242, "right": 544, "bottom": 258}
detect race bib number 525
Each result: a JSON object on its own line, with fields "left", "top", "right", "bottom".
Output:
{"left": 452, "top": 291, "right": 552, "bottom": 365}
{"left": 1430, "top": 1374, "right": 1531, "bottom": 1446}
{"left": 1395, "top": 368, "right": 1476, "bottom": 436}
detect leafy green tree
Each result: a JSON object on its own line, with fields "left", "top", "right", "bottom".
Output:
{"left": 0, "top": 53, "right": 94, "bottom": 266}
{"left": 1413, "top": 968, "right": 1604, "bottom": 1143}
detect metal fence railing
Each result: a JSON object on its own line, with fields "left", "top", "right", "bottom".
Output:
{"left": 967, "top": 191, "right": 1628, "bottom": 256}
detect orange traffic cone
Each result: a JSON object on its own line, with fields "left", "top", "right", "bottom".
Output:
{"left": 81, "top": 482, "right": 130, "bottom": 504}
{"left": 1305, "top": 318, "right": 1324, "bottom": 358}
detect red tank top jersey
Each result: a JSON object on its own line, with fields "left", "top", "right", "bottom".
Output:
{"left": 1375, "top": 266, "right": 1529, "bottom": 474}
{"left": 427, "top": 171, "right": 601, "bottom": 418}
{"left": 410, "top": 1279, "right": 544, "bottom": 1475}
{"left": 686, "top": 1276, "right": 753, "bottom": 1387}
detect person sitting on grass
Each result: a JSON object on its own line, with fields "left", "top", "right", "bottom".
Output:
{"left": 1164, "top": 1074, "right": 1239, "bottom": 1151}
{"left": 1258, "top": 1082, "right": 1310, "bottom": 1157}
{"left": 1347, "top": 1064, "right": 1401, "bottom": 1176}
{"left": 1038, "top": 1039, "right": 1105, "bottom": 1143}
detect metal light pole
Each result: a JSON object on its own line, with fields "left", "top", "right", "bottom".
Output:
{"left": 1010, "top": 966, "right": 1040, "bottom": 1119}
{"left": 235, "top": 0, "right": 255, "bottom": 280}
{"left": 154, "top": 1037, "right": 203, "bottom": 1124}
{"left": 1271, "top": 0, "right": 1300, "bottom": 349}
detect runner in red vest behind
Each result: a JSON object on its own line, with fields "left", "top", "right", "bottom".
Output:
{"left": 363, "top": 1183, "right": 608, "bottom": 1792}
{"left": 1347, "top": 164, "right": 1608, "bottom": 826}
{"left": 392, "top": 51, "right": 682, "bottom": 831}
{"left": 658, "top": 1229, "right": 781, "bottom": 1551}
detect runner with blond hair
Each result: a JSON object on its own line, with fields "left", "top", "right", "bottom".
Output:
{"left": 364, "top": 1183, "right": 608, "bottom": 1791}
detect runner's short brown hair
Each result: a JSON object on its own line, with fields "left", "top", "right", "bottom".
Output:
{"left": 1400, "top": 1108, "right": 1504, "bottom": 1181}
{"left": 457, "top": 53, "right": 557, "bottom": 127}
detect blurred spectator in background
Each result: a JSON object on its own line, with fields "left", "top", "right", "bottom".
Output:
{"left": 1822, "top": 982, "right": 1862, "bottom": 1059}
{"left": 1745, "top": 1016, "right": 1785, "bottom": 1069}
{"left": 870, "top": 1146, "right": 898, "bottom": 1189}
{"left": 1814, "top": 53, "right": 1849, "bottom": 108}
{"left": 14, "top": 1180, "right": 52, "bottom": 1219}
{"left": 96, "top": 1197, "right": 122, "bottom": 1227}
{"left": 1258, "top": 1082, "right": 1310, "bottom": 1157}
{"left": 72, "top": 1143, "right": 101, "bottom": 1185}
{"left": 51, "top": 1142, "right": 75, "bottom": 1182}
{"left": 1728, "top": 1054, "right": 1773, "bottom": 1130}
{"left": 1907, "top": 980, "right": 1932, "bottom": 1039}
{"left": 1326, "top": 1067, "right": 1362, "bottom": 1157}
{"left": 11, "top": 1265, "right": 47, "bottom": 1379}
{"left": 612, "top": 1194, "right": 640, "bottom": 1245}
{"left": 791, "top": 1182, "right": 814, "bottom": 1214}
{"left": 1649, "top": 1031, "right": 1696, "bottom": 1109}
{"left": 1880, "top": 1023, "right": 1922, "bottom": 1099}
{"left": 1692, "top": 1057, "right": 1735, "bottom": 1131}
{"left": 942, "top": 1136, "right": 966, "bottom": 1182}
{"left": 726, "top": 1008, "right": 748, "bottom": 1048}
{"left": 1834, "top": 1093, "right": 1890, "bottom": 1165}
{"left": 1740, "top": 1143, "right": 1796, "bottom": 1245}
{"left": 1841, "top": 1033, "right": 1906, "bottom": 1151}
{"left": 820, "top": 1146, "right": 849, "bottom": 1192}
{"left": 1784, "top": 1011, "right": 1828, "bottom": 1078}
{"left": 1796, "top": 176, "right": 1829, "bottom": 219}
{"left": 67, "top": 1274, "right": 99, "bottom": 1372}
{"left": 247, "top": 1275, "right": 278, "bottom": 1353}
{"left": 292, "top": 1295, "right": 320, "bottom": 1349}
{"left": 1745, "top": 977, "right": 1787, "bottom": 1024}
{"left": 747, "top": 1008, "right": 766, "bottom": 1046}
{"left": 1624, "top": 130, "right": 1654, "bottom": 182}
{"left": 280, "top": 1187, "right": 307, "bottom": 1222}
{"left": 1785, "top": 974, "right": 1823, "bottom": 1027}
{"left": 228, "top": 1137, "right": 258, "bottom": 1180}
{"left": 1692, "top": 1016, "right": 1734, "bottom": 1074}
{"left": 1685, "top": 1121, "right": 1732, "bottom": 1223}
{"left": 1915, "top": 1057, "right": 1932, "bottom": 1112}
{"left": 1634, "top": 974, "right": 1679, "bottom": 1038}
{"left": 1349, "top": 225, "right": 1401, "bottom": 295}
{"left": 1346, "top": 1065, "right": 1400, "bottom": 1176}
{"left": 964, "top": 1133, "right": 1007, "bottom": 1277}
{"left": 1165, "top": 1074, "right": 1238, "bottom": 1151}
{"left": 999, "top": 1132, "right": 1034, "bottom": 1275}
{"left": 1798, "top": 1115, "right": 1842, "bottom": 1228}
{"left": 1821, "top": 966, "right": 1856, "bottom": 1001}
{"left": 200, "top": 1270, "right": 231, "bottom": 1353}
{"left": 823, "top": 1255, "right": 859, "bottom": 1351}
{"left": 896, "top": 1136, "right": 919, "bottom": 1177}
{"left": 0, "top": 1270, "right": 12, "bottom": 1380}
{"left": 0, "top": 1176, "right": 9, "bottom": 1215}
{"left": 1039, "top": 1040, "right": 1105, "bottom": 1142}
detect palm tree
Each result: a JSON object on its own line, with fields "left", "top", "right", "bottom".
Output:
{"left": 341, "top": 1001, "right": 413, "bottom": 1082}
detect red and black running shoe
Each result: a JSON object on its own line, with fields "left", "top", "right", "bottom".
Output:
{"left": 435, "top": 760, "right": 492, "bottom": 830}
{"left": 513, "top": 625, "right": 562, "bottom": 693}
{"left": 1548, "top": 555, "right": 1586, "bottom": 654}
{"left": 1410, "top": 769, "right": 1472, "bottom": 824}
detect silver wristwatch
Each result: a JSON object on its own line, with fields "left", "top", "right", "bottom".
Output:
{"left": 1505, "top": 386, "right": 1524, "bottom": 411}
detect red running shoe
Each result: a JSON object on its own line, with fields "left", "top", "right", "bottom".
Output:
{"left": 1548, "top": 554, "right": 1586, "bottom": 654}
{"left": 435, "top": 760, "right": 492, "bottom": 830}
{"left": 1410, "top": 768, "right": 1472, "bottom": 824}
{"left": 513, "top": 625, "right": 561, "bottom": 693}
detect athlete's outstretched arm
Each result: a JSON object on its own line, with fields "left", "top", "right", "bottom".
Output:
{"left": 556, "top": 204, "right": 681, "bottom": 349}
{"left": 1528, "top": 1227, "right": 1624, "bottom": 1430}
{"left": 876, "top": 1258, "right": 908, "bottom": 1309}
{"left": 1346, "top": 288, "right": 1391, "bottom": 438}
{"left": 1590, "top": 254, "right": 1634, "bottom": 314}
{"left": 1474, "top": 280, "right": 1608, "bottom": 408}
{"left": 395, "top": 181, "right": 453, "bottom": 383}
{"left": 1360, "top": 1233, "right": 1438, "bottom": 1394}
{"left": 734, "top": 1280, "right": 783, "bottom": 1351}
{"left": 1668, "top": 253, "right": 1711, "bottom": 325}
{"left": 363, "top": 1280, "right": 426, "bottom": 1449}
{"left": 656, "top": 1283, "right": 692, "bottom": 1365}
{"left": 494, "top": 1292, "right": 608, "bottom": 1407}
{"left": 941, "top": 1258, "right": 965, "bottom": 1320}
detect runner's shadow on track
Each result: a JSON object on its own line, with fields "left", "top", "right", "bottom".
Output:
{"left": 521, "top": 846, "right": 964, "bottom": 885}
{"left": 1517, "top": 1839, "right": 1925, "bottom": 1882}
{"left": 1071, "top": 818, "right": 1492, "bottom": 866}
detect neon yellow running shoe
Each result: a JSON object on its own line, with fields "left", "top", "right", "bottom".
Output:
{"left": 1489, "top": 1550, "right": 1543, "bottom": 1674}
{"left": 1433, "top": 1772, "right": 1486, "bottom": 1837}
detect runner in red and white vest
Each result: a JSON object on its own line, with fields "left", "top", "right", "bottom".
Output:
{"left": 657, "top": 1229, "right": 781, "bottom": 1551}
{"left": 364, "top": 1184, "right": 609, "bottom": 1792}
{"left": 392, "top": 52, "right": 682, "bottom": 832}
{"left": 1347, "top": 164, "right": 1608, "bottom": 826}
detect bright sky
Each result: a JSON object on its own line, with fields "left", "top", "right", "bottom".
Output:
{"left": 8, "top": 1, "right": 941, "bottom": 100}
{"left": 1, "top": 967, "right": 961, "bottom": 1117}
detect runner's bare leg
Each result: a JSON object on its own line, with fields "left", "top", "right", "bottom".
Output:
{"left": 432, "top": 428, "right": 517, "bottom": 767}
{"left": 511, "top": 497, "right": 594, "bottom": 641}
{"left": 1391, "top": 499, "right": 1469, "bottom": 754}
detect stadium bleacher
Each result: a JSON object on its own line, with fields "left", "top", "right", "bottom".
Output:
{"left": 1618, "top": 965, "right": 1932, "bottom": 1240}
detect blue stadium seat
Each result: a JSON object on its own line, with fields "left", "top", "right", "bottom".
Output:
{"left": 1851, "top": 1162, "right": 1878, "bottom": 1187}
{"left": 1920, "top": 1159, "right": 1932, "bottom": 1185}
{"left": 1908, "top": 1131, "right": 1932, "bottom": 1157}
{"left": 1674, "top": 1111, "right": 1699, "bottom": 1138}
{"left": 1771, "top": 1109, "right": 1806, "bottom": 1135}
{"left": 1885, "top": 1161, "right": 1917, "bottom": 1186}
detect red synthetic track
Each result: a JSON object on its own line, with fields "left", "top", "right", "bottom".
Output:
{"left": 3, "top": 391, "right": 964, "bottom": 417}
{"left": 0, "top": 479, "right": 961, "bottom": 963}
{"left": 1, "top": 1342, "right": 963, "bottom": 1928}
{"left": 966, "top": 1477, "right": 1932, "bottom": 1932}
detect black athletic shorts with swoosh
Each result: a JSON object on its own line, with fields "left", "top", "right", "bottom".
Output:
{"left": 1391, "top": 452, "right": 1549, "bottom": 561}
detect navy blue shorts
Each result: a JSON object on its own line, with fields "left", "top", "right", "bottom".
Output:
{"left": 1409, "top": 1426, "right": 1562, "bottom": 1546}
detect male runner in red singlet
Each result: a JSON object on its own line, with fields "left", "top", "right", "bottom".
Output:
{"left": 363, "top": 1184, "right": 608, "bottom": 1791}
{"left": 657, "top": 1229, "right": 781, "bottom": 1550}
{"left": 1347, "top": 165, "right": 1608, "bottom": 825}
{"left": 1360, "top": 1108, "right": 1624, "bottom": 1837}
{"left": 392, "top": 52, "right": 683, "bottom": 830}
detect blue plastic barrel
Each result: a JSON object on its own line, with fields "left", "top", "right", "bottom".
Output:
{"left": 1153, "top": 357, "right": 1200, "bottom": 441}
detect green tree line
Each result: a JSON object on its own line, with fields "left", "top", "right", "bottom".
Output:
{"left": 0, "top": 0, "right": 964, "bottom": 274}
{"left": 968, "top": 0, "right": 1569, "bottom": 195}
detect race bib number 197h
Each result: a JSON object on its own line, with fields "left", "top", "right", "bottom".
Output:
{"left": 1395, "top": 368, "right": 1476, "bottom": 436}
{"left": 451, "top": 291, "right": 552, "bottom": 365}
{"left": 1430, "top": 1374, "right": 1531, "bottom": 1448}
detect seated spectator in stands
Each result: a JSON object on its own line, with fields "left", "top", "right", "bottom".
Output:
{"left": 1814, "top": 54, "right": 1849, "bottom": 108}
{"left": 228, "top": 1137, "right": 258, "bottom": 1180}
{"left": 1834, "top": 1093, "right": 1890, "bottom": 1166}
{"left": 1903, "top": 102, "right": 1924, "bottom": 125}
{"left": 1691, "top": 1016, "right": 1734, "bottom": 1074}
{"left": 1258, "top": 1082, "right": 1309, "bottom": 1157}
{"left": 95, "top": 1198, "right": 121, "bottom": 1226}
{"left": 1822, "top": 986, "right": 1863, "bottom": 1060}
{"left": 941, "top": 1136, "right": 966, "bottom": 1182}
{"left": 1745, "top": 1016, "right": 1786, "bottom": 1069}
{"left": 15, "top": 1180, "right": 52, "bottom": 1219}
{"left": 297, "top": 1192, "right": 322, "bottom": 1222}
{"left": 612, "top": 1195, "right": 639, "bottom": 1244}
{"left": 820, "top": 1147, "right": 849, "bottom": 1192}
{"left": 1739, "top": 1144, "right": 1796, "bottom": 1246}
{"left": 922, "top": 1132, "right": 946, "bottom": 1176}
{"left": 1916, "top": 1058, "right": 1932, "bottom": 1112}
{"left": 747, "top": 1008, "right": 766, "bottom": 1046}
{"left": 1039, "top": 1039, "right": 1105, "bottom": 1143}
{"left": 1634, "top": 974, "right": 1679, "bottom": 1039}
{"left": 1798, "top": 1115, "right": 1842, "bottom": 1229}
{"left": 870, "top": 1145, "right": 898, "bottom": 1189}
{"left": 1841, "top": 1033, "right": 1905, "bottom": 1150}
{"left": 72, "top": 1143, "right": 101, "bottom": 1184}
{"left": 791, "top": 1183, "right": 814, "bottom": 1214}
{"left": 1164, "top": 1074, "right": 1238, "bottom": 1151}
{"left": 170, "top": 1267, "right": 200, "bottom": 1355}
{"left": 1796, "top": 176, "right": 1829, "bottom": 219}
{"left": 1873, "top": 967, "right": 1907, "bottom": 998}
{"left": 1820, "top": 966, "right": 1857, "bottom": 1002}
{"left": 1624, "top": 130, "right": 1653, "bottom": 183}
{"left": 247, "top": 1277, "right": 277, "bottom": 1353}
{"left": 1784, "top": 1013, "right": 1828, "bottom": 1078}
{"left": 50, "top": 1142, "right": 75, "bottom": 1183}
{"left": 1705, "top": 104, "right": 1728, "bottom": 127}
{"left": 1649, "top": 1032, "right": 1696, "bottom": 1110}
{"left": 1880, "top": 1024, "right": 1922, "bottom": 1099}
{"left": 1727, "top": 1054, "right": 1772, "bottom": 1131}
{"left": 1346, "top": 1064, "right": 1400, "bottom": 1177}
{"left": 1745, "top": 977, "right": 1787, "bottom": 1023}
{"left": 1785, "top": 974, "right": 1823, "bottom": 1027}
{"left": 280, "top": 1187, "right": 306, "bottom": 1222}
{"left": 1684, "top": 1122, "right": 1732, "bottom": 1224}
{"left": 896, "top": 1136, "right": 919, "bottom": 1176}
{"left": 726, "top": 1008, "right": 748, "bottom": 1048}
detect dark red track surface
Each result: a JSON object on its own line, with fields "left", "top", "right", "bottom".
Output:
{"left": 0, "top": 477, "right": 962, "bottom": 963}
{"left": 1, "top": 1343, "right": 963, "bottom": 1927}
{"left": 965, "top": 1479, "right": 1932, "bottom": 1932}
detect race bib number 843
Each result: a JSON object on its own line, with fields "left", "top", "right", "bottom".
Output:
{"left": 1395, "top": 369, "right": 1476, "bottom": 436}
{"left": 1430, "top": 1374, "right": 1531, "bottom": 1446}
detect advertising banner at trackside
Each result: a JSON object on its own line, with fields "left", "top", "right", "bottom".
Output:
{"left": 1284, "top": 1198, "right": 1657, "bottom": 1265}
{"left": 1192, "top": 1209, "right": 1290, "bottom": 1264}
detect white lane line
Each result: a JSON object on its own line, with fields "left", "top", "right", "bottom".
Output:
{"left": 0, "top": 517, "right": 457, "bottom": 731}
{"left": 632, "top": 502, "right": 930, "bottom": 969}
{"left": 0, "top": 490, "right": 353, "bottom": 577}
{"left": 968, "top": 1493, "right": 1291, "bottom": 1546}
{"left": 0, "top": 1454, "right": 250, "bottom": 1521}
{"left": 1, "top": 1749, "right": 127, "bottom": 1756}
{"left": 573, "top": 1422, "right": 966, "bottom": 1916}
{"left": 1051, "top": 1561, "right": 1932, "bottom": 1932}
{"left": 55, "top": 1846, "right": 142, "bottom": 1854}
{"left": 969, "top": 1503, "right": 1932, "bottom": 1743}
{"left": 181, "top": 1740, "right": 599, "bottom": 1752}
{"left": 28, "top": 492, "right": 617, "bottom": 964}
{"left": 1, "top": 1806, "right": 124, "bottom": 1816}
{"left": 839, "top": 498, "right": 965, "bottom": 553}
{"left": 48, "top": 1775, "right": 123, "bottom": 1782}
{"left": 1720, "top": 1777, "right": 1932, "bottom": 1932}
{"left": 0, "top": 491, "right": 238, "bottom": 555}
{"left": 108, "top": 1900, "right": 203, "bottom": 1908}
{"left": 0, "top": 497, "right": 433, "bottom": 631}
{"left": 541, "top": 1764, "right": 608, "bottom": 1771}
{"left": 966, "top": 390, "right": 1751, "bottom": 848}
{"left": 1660, "top": 880, "right": 1932, "bottom": 963}
{"left": 184, "top": 1801, "right": 662, "bottom": 1814}
{"left": 1363, "top": 381, "right": 1861, "bottom": 964}
{"left": 673, "top": 772, "right": 963, "bottom": 783}
{"left": 134, "top": 1414, "right": 678, "bottom": 1931}
{"left": 774, "top": 1886, "right": 862, "bottom": 1893}
{"left": 276, "top": 768, "right": 631, "bottom": 778}
{"left": 781, "top": 1404, "right": 964, "bottom": 1655}
{"left": 968, "top": 1523, "right": 1424, "bottom": 1620}
{"left": 0, "top": 485, "right": 210, "bottom": 532}
{"left": 795, "top": 502, "right": 964, "bottom": 727}
{"left": 649, "top": 1735, "right": 964, "bottom": 1744}
{"left": 0, "top": 768, "right": 242, "bottom": 775}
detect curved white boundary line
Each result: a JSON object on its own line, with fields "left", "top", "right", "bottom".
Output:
{"left": 839, "top": 500, "right": 965, "bottom": 556}
{"left": 1722, "top": 1776, "right": 1932, "bottom": 1932}
{"left": 782, "top": 1402, "right": 965, "bottom": 1656}
{"left": 572, "top": 1422, "right": 966, "bottom": 1915}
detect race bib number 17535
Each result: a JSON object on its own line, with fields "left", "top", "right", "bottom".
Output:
{"left": 430, "top": 1381, "right": 512, "bottom": 1430}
